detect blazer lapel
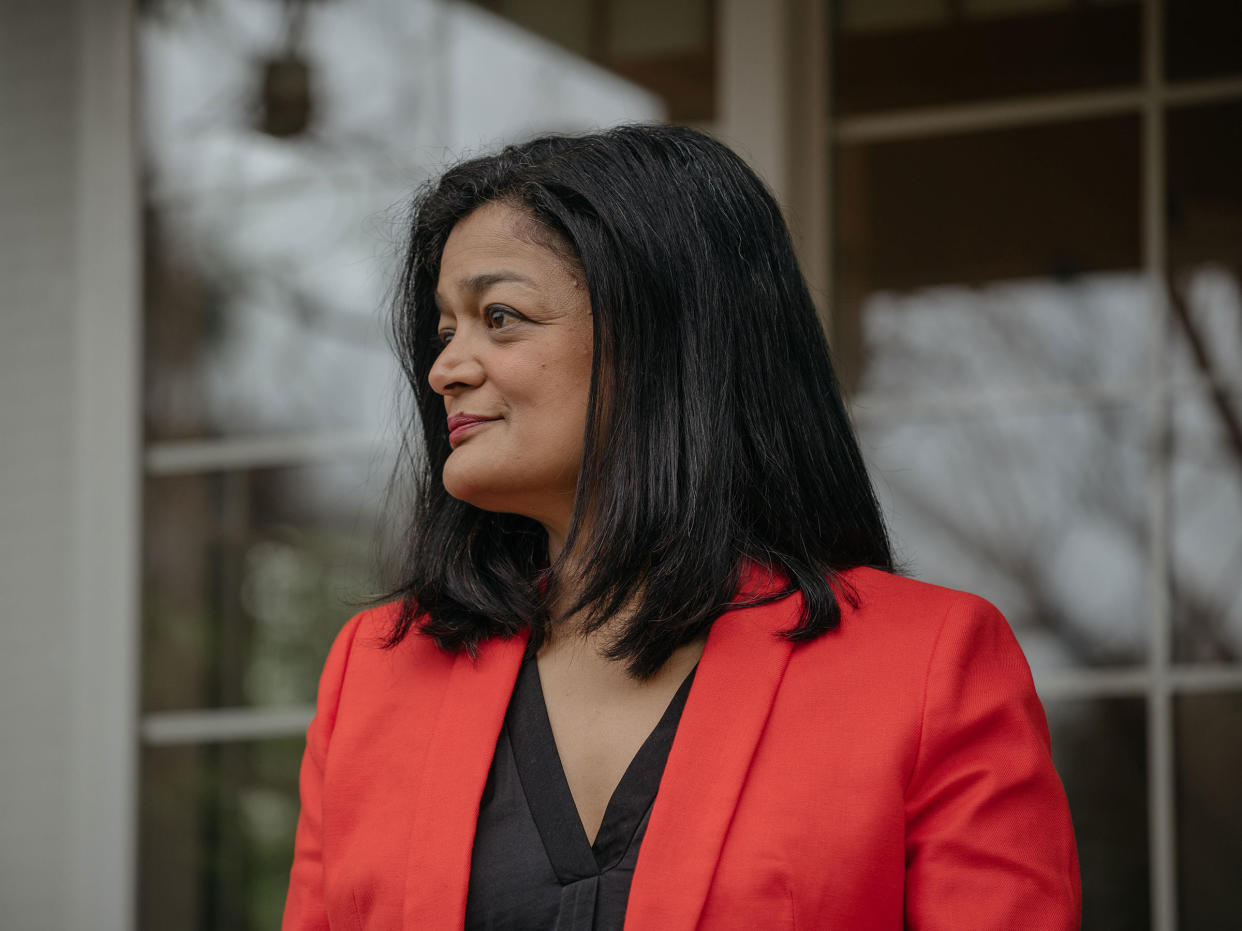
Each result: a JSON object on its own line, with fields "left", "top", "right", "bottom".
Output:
{"left": 401, "top": 630, "right": 528, "bottom": 930}
{"left": 625, "top": 595, "right": 797, "bottom": 929}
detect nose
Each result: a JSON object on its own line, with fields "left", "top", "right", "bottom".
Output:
{"left": 428, "top": 330, "right": 484, "bottom": 396}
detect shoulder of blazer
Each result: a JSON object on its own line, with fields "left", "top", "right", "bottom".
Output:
{"left": 773, "top": 566, "right": 1029, "bottom": 766}
{"left": 823, "top": 566, "right": 1015, "bottom": 661}
{"left": 332, "top": 600, "right": 457, "bottom": 695}
{"left": 837, "top": 565, "right": 998, "bottom": 624}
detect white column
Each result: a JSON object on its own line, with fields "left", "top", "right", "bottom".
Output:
{"left": 71, "top": 0, "right": 141, "bottom": 928}
{"left": 0, "top": 1, "right": 139, "bottom": 928}
{"left": 717, "top": 0, "right": 793, "bottom": 202}
{"left": 716, "top": 0, "right": 831, "bottom": 322}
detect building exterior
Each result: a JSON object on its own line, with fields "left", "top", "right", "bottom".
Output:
{"left": 2, "top": 1, "right": 1239, "bottom": 928}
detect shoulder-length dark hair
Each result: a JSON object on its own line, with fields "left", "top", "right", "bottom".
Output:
{"left": 385, "top": 123, "right": 892, "bottom": 677}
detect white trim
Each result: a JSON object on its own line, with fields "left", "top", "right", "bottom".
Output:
{"left": 836, "top": 86, "right": 1146, "bottom": 144}
{"left": 849, "top": 380, "right": 1146, "bottom": 423}
{"left": 846, "top": 369, "right": 1241, "bottom": 428}
{"left": 141, "top": 706, "right": 315, "bottom": 745}
{"left": 850, "top": 377, "right": 1242, "bottom": 426}
{"left": 835, "top": 76, "right": 1242, "bottom": 146}
{"left": 145, "top": 431, "right": 393, "bottom": 475}
{"left": 1164, "top": 75, "right": 1242, "bottom": 109}
{"left": 1166, "top": 666, "right": 1242, "bottom": 692}
{"left": 147, "top": 163, "right": 420, "bottom": 211}
{"left": 71, "top": 1, "right": 140, "bottom": 928}
{"left": 136, "top": 662, "right": 1242, "bottom": 745}
{"left": 783, "top": 0, "right": 831, "bottom": 324}
{"left": 1142, "top": 3, "right": 1177, "bottom": 927}
{"left": 1035, "top": 665, "right": 1242, "bottom": 699}
{"left": 717, "top": 0, "right": 792, "bottom": 204}
{"left": 134, "top": 663, "right": 1242, "bottom": 747}
{"left": 1035, "top": 667, "right": 1153, "bottom": 699}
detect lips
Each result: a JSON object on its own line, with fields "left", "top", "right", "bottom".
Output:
{"left": 446, "top": 413, "right": 499, "bottom": 447}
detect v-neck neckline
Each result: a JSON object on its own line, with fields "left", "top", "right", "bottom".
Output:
{"left": 506, "top": 652, "right": 697, "bottom": 878}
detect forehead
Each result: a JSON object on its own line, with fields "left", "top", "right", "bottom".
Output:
{"left": 437, "top": 202, "right": 578, "bottom": 287}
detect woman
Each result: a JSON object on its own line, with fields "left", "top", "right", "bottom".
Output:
{"left": 283, "top": 125, "right": 1080, "bottom": 930}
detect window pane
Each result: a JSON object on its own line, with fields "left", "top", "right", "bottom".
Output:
{"left": 858, "top": 405, "right": 1148, "bottom": 670}
{"left": 848, "top": 274, "right": 1148, "bottom": 399}
{"left": 1046, "top": 697, "right": 1149, "bottom": 931}
{"left": 1175, "top": 691, "right": 1242, "bottom": 929}
{"left": 1168, "top": 268, "right": 1242, "bottom": 390}
{"left": 140, "top": 0, "right": 662, "bottom": 441}
{"left": 139, "top": 738, "right": 303, "bottom": 931}
{"left": 142, "top": 461, "right": 393, "bottom": 712}
{"left": 1167, "top": 99, "right": 1242, "bottom": 663}
{"left": 144, "top": 189, "right": 401, "bottom": 441}
{"left": 1171, "top": 391, "right": 1242, "bottom": 663}
{"left": 1165, "top": 0, "right": 1242, "bottom": 84}
{"left": 833, "top": 0, "right": 1141, "bottom": 115}
{"left": 1167, "top": 99, "right": 1242, "bottom": 386}
{"left": 1168, "top": 99, "right": 1242, "bottom": 275}
{"left": 835, "top": 116, "right": 1142, "bottom": 396}
{"left": 476, "top": 0, "right": 714, "bottom": 121}
{"left": 139, "top": 0, "right": 430, "bottom": 441}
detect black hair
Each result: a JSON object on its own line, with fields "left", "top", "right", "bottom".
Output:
{"left": 384, "top": 123, "right": 893, "bottom": 678}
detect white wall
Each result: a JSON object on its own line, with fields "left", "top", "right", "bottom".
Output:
{"left": 0, "top": 1, "right": 139, "bottom": 928}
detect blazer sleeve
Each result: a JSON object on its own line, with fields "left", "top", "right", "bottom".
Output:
{"left": 282, "top": 611, "right": 366, "bottom": 931}
{"left": 903, "top": 594, "right": 1081, "bottom": 930}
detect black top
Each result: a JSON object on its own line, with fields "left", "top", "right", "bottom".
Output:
{"left": 464, "top": 651, "right": 696, "bottom": 931}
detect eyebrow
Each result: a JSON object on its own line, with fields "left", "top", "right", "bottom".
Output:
{"left": 460, "top": 270, "right": 536, "bottom": 294}
{"left": 435, "top": 270, "right": 537, "bottom": 310}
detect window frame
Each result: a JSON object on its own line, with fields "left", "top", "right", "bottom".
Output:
{"left": 822, "top": 2, "right": 1242, "bottom": 928}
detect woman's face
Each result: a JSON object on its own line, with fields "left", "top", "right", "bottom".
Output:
{"left": 429, "top": 201, "right": 594, "bottom": 546}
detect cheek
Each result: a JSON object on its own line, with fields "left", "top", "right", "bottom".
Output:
{"left": 506, "top": 351, "right": 591, "bottom": 422}
{"left": 505, "top": 372, "right": 589, "bottom": 471}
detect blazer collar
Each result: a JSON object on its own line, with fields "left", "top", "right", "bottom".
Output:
{"left": 401, "top": 629, "right": 529, "bottom": 931}
{"left": 398, "top": 569, "right": 798, "bottom": 931}
{"left": 625, "top": 590, "right": 797, "bottom": 929}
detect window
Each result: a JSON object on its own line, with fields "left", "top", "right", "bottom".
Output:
{"left": 829, "top": 1, "right": 1242, "bottom": 926}
{"left": 136, "top": 1, "right": 660, "bottom": 926}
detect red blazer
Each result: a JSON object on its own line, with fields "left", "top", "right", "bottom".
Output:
{"left": 283, "top": 568, "right": 1080, "bottom": 929}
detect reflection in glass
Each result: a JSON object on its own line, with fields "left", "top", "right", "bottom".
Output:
{"left": 832, "top": 0, "right": 1141, "bottom": 115}
{"left": 834, "top": 116, "right": 1141, "bottom": 393}
{"left": 140, "top": 0, "right": 659, "bottom": 199}
{"left": 137, "top": 1, "right": 666, "bottom": 928}
{"left": 144, "top": 190, "right": 401, "bottom": 440}
{"left": 858, "top": 405, "right": 1148, "bottom": 670}
{"left": 1167, "top": 267, "right": 1242, "bottom": 388}
{"left": 1045, "top": 698, "right": 1149, "bottom": 931}
{"left": 140, "top": 0, "right": 661, "bottom": 441}
{"left": 1175, "top": 691, "right": 1242, "bottom": 929}
{"left": 853, "top": 273, "right": 1147, "bottom": 398}
{"left": 140, "top": 738, "right": 304, "bottom": 931}
{"left": 142, "top": 461, "right": 394, "bottom": 712}
{"left": 1171, "top": 393, "right": 1242, "bottom": 663}
{"left": 1166, "top": 98, "right": 1242, "bottom": 662}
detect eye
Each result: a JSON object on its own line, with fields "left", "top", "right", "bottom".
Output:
{"left": 435, "top": 327, "right": 455, "bottom": 348}
{"left": 485, "top": 304, "right": 521, "bottom": 330}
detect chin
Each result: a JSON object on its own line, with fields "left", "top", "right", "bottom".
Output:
{"left": 442, "top": 463, "right": 513, "bottom": 513}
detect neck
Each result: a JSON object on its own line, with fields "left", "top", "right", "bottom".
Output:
{"left": 545, "top": 526, "right": 568, "bottom": 563}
